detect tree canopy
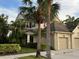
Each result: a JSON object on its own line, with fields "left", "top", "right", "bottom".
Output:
{"left": 0, "top": 14, "right": 9, "bottom": 43}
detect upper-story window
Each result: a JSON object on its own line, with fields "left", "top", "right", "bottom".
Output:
{"left": 32, "top": 22, "right": 35, "bottom": 27}
{"left": 25, "top": 22, "right": 35, "bottom": 28}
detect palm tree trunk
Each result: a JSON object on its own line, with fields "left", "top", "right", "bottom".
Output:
{"left": 46, "top": 0, "right": 52, "bottom": 59}
{"left": 36, "top": 23, "right": 41, "bottom": 57}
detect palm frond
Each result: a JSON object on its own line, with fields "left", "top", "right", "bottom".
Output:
{"left": 22, "top": 0, "right": 32, "bottom": 5}
{"left": 19, "top": 6, "right": 29, "bottom": 13}
{"left": 51, "top": 3, "right": 60, "bottom": 20}
{"left": 37, "top": 0, "right": 44, "bottom": 5}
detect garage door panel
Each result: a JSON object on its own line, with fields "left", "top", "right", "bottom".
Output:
{"left": 75, "top": 38, "right": 79, "bottom": 48}
{"left": 59, "top": 37, "right": 68, "bottom": 50}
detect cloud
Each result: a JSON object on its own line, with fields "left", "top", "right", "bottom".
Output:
{"left": 0, "top": 0, "right": 79, "bottom": 23}
{"left": 54, "top": 0, "right": 79, "bottom": 20}
{"left": 0, "top": 7, "right": 19, "bottom": 23}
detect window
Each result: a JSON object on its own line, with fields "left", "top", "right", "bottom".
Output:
{"left": 30, "top": 35, "right": 33, "bottom": 43}
{"left": 32, "top": 22, "right": 35, "bottom": 27}
{"left": 25, "top": 22, "right": 35, "bottom": 28}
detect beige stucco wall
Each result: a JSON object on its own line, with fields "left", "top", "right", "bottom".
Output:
{"left": 34, "top": 31, "right": 72, "bottom": 50}
{"left": 53, "top": 32, "right": 58, "bottom": 50}
{"left": 72, "top": 25, "right": 79, "bottom": 49}
{"left": 39, "top": 25, "right": 79, "bottom": 50}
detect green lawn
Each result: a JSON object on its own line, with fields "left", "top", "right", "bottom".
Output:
{"left": 18, "top": 55, "right": 45, "bottom": 59}
{"left": 20, "top": 47, "right": 36, "bottom": 53}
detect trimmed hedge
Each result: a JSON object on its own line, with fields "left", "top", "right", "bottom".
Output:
{"left": 0, "top": 44, "right": 21, "bottom": 54}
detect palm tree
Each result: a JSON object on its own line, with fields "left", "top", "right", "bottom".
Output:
{"left": 63, "top": 15, "right": 75, "bottom": 23}
{"left": 19, "top": 0, "right": 60, "bottom": 58}
{"left": 74, "top": 18, "right": 79, "bottom": 26}
{"left": 20, "top": 0, "right": 44, "bottom": 57}
{"left": 45, "top": 0, "right": 52, "bottom": 59}
{"left": 36, "top": 1, "right": 60, "bottom": 58}
{"left": 35, "top": 0, "right": 46, "bottom": 57}
{"left": 63, "top": 15, "right": 76, "bottom": 32}
{"left": 43, "top": 0, "right": 60, "bottom": 59}
{"left": 63, "top": 15, "right": 79, "bottom": 32}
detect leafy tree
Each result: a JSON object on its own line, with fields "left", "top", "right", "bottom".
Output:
{"left": 0, "top": 14, "right": 8, "bottom": 43}
{"left": 9, "top": 19, "right": 26, "bottom": 45}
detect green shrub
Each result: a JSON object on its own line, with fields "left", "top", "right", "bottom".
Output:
{"left": 0, "top": 44, "right": 21, "bottom": 54}
{"left": 26, "top": 43, "right": 37, "bottom": 48}
{"left": 26, "top": 43, "right": 46, "bottom": 51}
{"left": 41, "top": 44, "right": 46, "bottom": 51}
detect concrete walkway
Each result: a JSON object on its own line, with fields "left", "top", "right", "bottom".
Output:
{"left": 0, "top": 51, "right": 55, "bottom": 59}
{"left": 0, "top": 53, "right": 36, "bottom": 59}
{"left": 0, "top": 49, "right": 79, "bottom": 59}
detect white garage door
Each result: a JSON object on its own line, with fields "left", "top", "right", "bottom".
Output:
{"left": 59, "top": 37, "right": 68, "bottom": 50}
{"left": 75, "top": 38, "right": 79, "bottom": 48}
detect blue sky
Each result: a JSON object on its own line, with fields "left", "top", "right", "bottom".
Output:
{"left": 0, "top": 0, "right": 79, "bottom": 23}
{"left": 0, "top": 0, "right": 22, "bottom": 23}
{"left": 0, "top": 0, "right": 21, "bottom": 8}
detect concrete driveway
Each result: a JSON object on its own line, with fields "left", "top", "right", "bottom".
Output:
{"left": 52, "top": 52, "right": 79, "bottom": 59}
{"left": 52, "top": 49, "right": 79, "bottom": 59}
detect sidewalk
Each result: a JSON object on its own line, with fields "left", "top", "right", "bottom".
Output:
{"left": 0, "top": 53, "right": 36, "bottom": 59}
{"left": 0, "top": 49, "right": 79, "bottom": 59}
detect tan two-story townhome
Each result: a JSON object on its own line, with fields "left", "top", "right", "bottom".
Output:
{"left": 16, "top": 12, "right": 79, "bottom": 50}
